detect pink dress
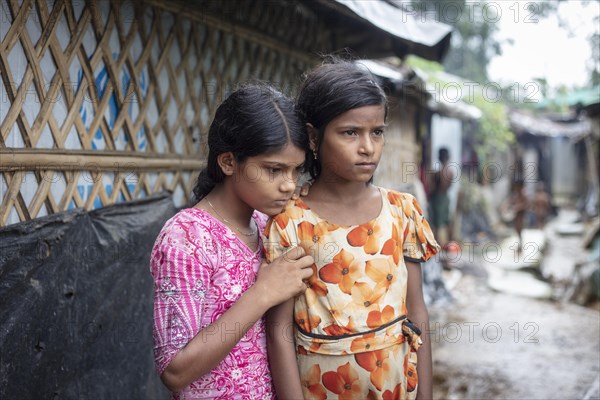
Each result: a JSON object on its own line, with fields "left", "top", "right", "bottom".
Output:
{"left": 150, "top": 207, "right": 274, "bottom": 399}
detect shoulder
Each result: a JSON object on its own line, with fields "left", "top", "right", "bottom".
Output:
{"left": 161, "top": 207, "right": 213, "bottom": 234}
{"left": 150, "top": 208, "right": 224, "bottom": 275}
{"left": 153, "top": 208, "right": 220, "bottom": 253}
{"left": 271, "top": 198, "right": 310, "bottom": 224}
{"left": 252, "top": 210, "right": 269, "bottom": 232}
{"left": 442, "top": 163, "right": 456, "bottom": 176}
{"left": 264, "top": 199, "right": 311, "bottom": 245}
{"left": 380, "top": 187, "right": 417, "bottom": 207}
{"left": 380, "top": 187, "right": 425, "bottom": 218}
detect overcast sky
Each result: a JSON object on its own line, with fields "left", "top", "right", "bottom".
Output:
{"left": 487, "top": 0, "right": 599, "bottom": 90}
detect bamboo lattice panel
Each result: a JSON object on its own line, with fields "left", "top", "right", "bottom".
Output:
{"left": 0, "top": 0, "right": 312, "bottom": 226}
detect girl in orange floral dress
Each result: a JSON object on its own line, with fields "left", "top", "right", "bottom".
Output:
{"left": 264, "top": 58, "right": 440, "bottom": 400}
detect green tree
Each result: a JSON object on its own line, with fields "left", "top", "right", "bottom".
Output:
{"left": 589, "top": 15, "right": 600, "bottom": 85}
{"left": 404, "top": 56, "right": 513, "bottom": 164}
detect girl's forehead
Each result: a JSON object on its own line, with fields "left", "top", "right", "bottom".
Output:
{"left": 329, "top": 104, "right": 386, "bottom": 125}
{"left": 250, "top": 142, "right": 305, "bottom": 164}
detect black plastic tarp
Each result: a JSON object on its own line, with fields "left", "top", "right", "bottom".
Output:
{"left": 0, "top": 194, "right": 176, "bottom": 399}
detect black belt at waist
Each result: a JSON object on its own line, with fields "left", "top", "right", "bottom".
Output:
{"left": 295, "top": 314, "right": 421, "bottom": 341}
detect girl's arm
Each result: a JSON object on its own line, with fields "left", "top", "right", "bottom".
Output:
{"left": 266, "top": 298, "right": 304, "bottom": 399}
{"left": 162, "top": 283, "right": 270, "bottom": 391}
{"left": 405, "top": 261, "right": 433, "bottom": 400}
{"left": 160, "top": 249, "right": 312, "bottom": 392}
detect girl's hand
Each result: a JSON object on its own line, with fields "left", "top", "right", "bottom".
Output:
{"left": 253, "top": 246, "right": 314, "bottom": 308}
{"left": 291, "top": 181, "right": 312, "bottom": 199}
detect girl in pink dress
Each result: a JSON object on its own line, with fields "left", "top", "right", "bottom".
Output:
{"left": 265, "top": 59, "right": 439, "bottom": 399}
{"left": 151, "top": 83, "right": 314, "bottom": 399}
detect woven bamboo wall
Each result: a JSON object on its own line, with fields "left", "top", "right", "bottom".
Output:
{"left": 374, "top": 98, "right": 421, "bottom": 189}
{"left": 0, "top": 0, "right": 313, "bottom": 226}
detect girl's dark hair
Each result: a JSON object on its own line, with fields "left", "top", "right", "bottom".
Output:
{"left": 297, "top": 56, "right": 388, "bottom": 180}
{"left": 192, "top": 82, "right": 307, "bottom": 201}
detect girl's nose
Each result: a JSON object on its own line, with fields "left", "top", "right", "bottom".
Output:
{"left": 359, "top": 137, "right": 374, "bottom": 155}
{"left": 280, "top": 173, "right": 297, "bottom": 193}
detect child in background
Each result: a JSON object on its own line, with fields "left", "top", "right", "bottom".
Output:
{"left": 500, "top": 179, "right": 528, "bottom": 252}
{"left": 150, "top": 83, "right": 314, "bottom": 399}
{"left": 264, "top": 59, "right": 440, "bottom": 399}
{"left": 532, "top": 182, "right": 552, "bottom": 229}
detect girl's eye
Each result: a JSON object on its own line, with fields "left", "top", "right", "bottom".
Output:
{"left": 344, "top": 130, "right": 357, "bottom": 136}
{"left": 269, "top": 168, "right": 281, "bottom": 174}
{"left": 373, "top": 129, "right": 384, "bottom": 136}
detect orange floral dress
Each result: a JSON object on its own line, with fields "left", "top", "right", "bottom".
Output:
{"left": 264, "top": 188, "right": 439, "bottom": 400}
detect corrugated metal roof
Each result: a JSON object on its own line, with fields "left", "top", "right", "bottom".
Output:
{"left": 327, "top": 0, "right": 453, "bottom": 62}
{"left": 357, "top": 59, "right": 482, "bottom": 121}
{"left": 536, "top": 85, "right": 600, "bottom": 110}
{"left": 509, "top": 110, "right": 591, "bottom": 139}
{"left": 356, "top": 59, "right": 408, "bottom": 81}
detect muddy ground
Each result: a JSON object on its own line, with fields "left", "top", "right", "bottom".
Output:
{"left": 430, "top": 271, "right": 599, "bottom": 399}
{"left": 428, "top": 214, "right": 600, "bottom": 400}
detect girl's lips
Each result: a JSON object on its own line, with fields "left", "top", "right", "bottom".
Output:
{"left": 356, "top": 163, "right": 376, "bottom": 169}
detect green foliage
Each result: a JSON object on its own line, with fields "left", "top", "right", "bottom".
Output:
{"left": 405, "top": 54, "right": 514, "bottom": 162}
{"left": 403, "top": 0, "right": 593, "bottom": 161}
{"left": 402, "top": 1, "right": 600, "bottom": 161}
{"left": 589, "top": 16, "right": 600, "bottom": 86}
{"left": 408, "top": 0, "right": 498, "bottom": 82}
{"left": 407, "top": 0, "right": 566, "bottom": 84}
{"left": 404, "top": 55, "right": 443, "bottom": 73}
{"left": 471, "top": 93, "right": 514, "bottom": 163}
{"left": 500, "top": 80, "right": 545, "bottom": 111}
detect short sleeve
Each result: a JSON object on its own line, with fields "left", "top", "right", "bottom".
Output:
{"left": 262, "top": 199, "right": 310, "bottom": 263}
{"left": 392, "top": 192, "right": 440, "bottom": 263}
{"left": 262, "top": 214, "right": 294, "bottom": 264}
{"left": 150, "top": 234, "right": 211, "bottom": 376}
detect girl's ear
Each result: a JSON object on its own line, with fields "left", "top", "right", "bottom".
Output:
{"left": 217, "top": 152, "right": 236, "bottom": 176}
{"left": 306, "top": 123, "right": 318, "bottom": 151}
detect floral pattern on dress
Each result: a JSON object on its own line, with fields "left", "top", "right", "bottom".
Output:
{"left": 151, "top": 208, "right": 274, "bottom": 400}
{"left": 264, "top": 188, "right": 439, "bottom": 399}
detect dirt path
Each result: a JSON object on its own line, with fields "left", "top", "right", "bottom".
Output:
{"left": 429, "top": 216, "right": 600, "bottom": 399}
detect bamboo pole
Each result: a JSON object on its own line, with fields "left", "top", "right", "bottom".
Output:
{"left": 0, "top": 149, "right": 205, "bottom": 171}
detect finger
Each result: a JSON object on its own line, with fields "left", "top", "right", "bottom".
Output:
{"left": 296, "top": 255, "right": 315, "bottom": 268}
{"left": 300, "top": 182, "right": 311, "bottom": 196}
{"left": 300, "top": 268, "right": 314, "bottom": 280}
{"left": 295, "top": 281, "right": 309, "bottom": 295}
{"left": 291, "top": 186, "right": 302, "bottom": 200}
{"left": 281, "top": 245, "right": 305, "bottom": 261}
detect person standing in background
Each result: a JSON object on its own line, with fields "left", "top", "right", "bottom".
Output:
{"left": 428, "top": 147, "right": 454, "bottom": 248}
